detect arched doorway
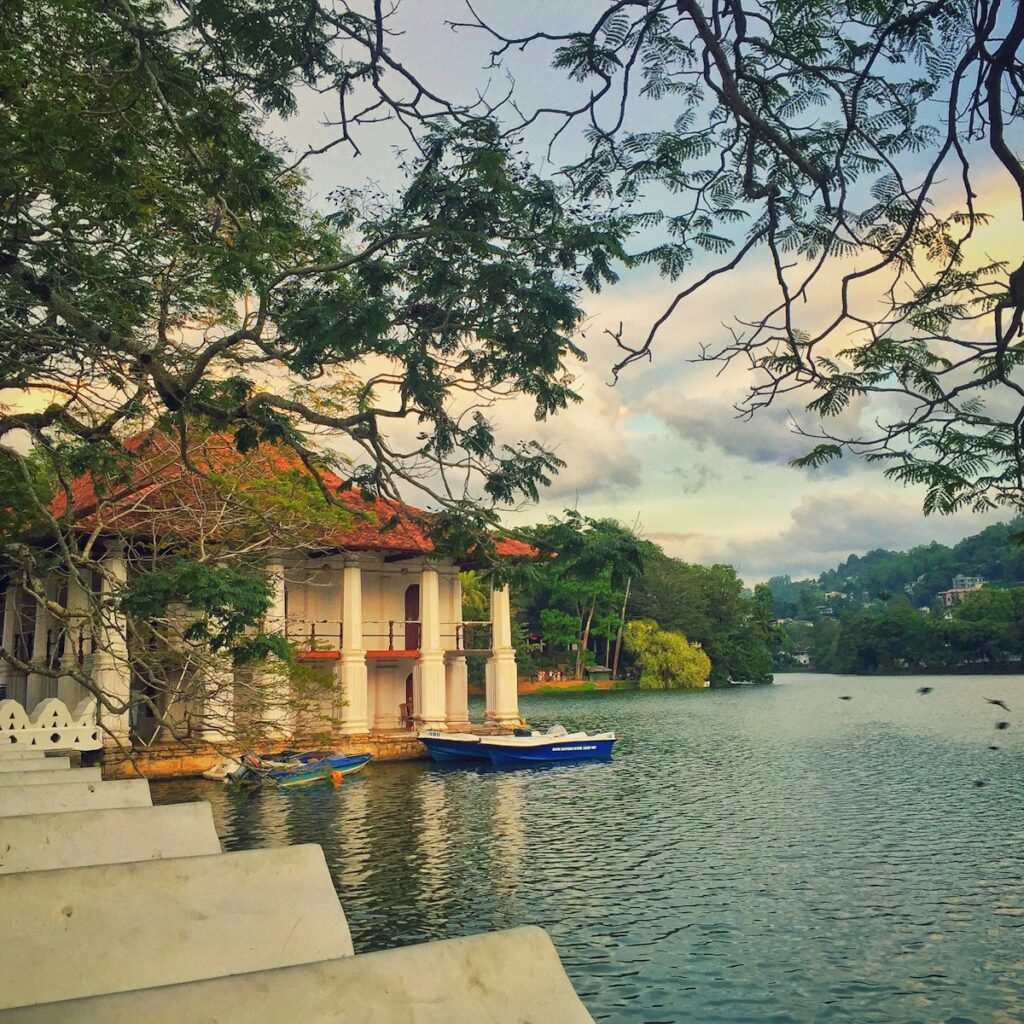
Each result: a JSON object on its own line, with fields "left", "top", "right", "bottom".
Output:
{"left": 404, "top": 584, "right": 421, "bottom": 650}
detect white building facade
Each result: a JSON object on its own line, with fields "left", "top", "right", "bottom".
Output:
{"left": 0, "top": 548, "right": 521, "bottom": 749}
{"left": 0, "top": 432, "right": 527, "bottom": 754}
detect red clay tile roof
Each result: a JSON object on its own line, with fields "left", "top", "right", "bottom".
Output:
{"left": 49, "top": 431, "right": 535, "bottom": 560}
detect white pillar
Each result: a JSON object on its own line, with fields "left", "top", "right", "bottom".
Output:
{"left": 415, "top": 565, "right": 446, "bottom": 731}
{"left": 445, "top": 576, "right": 470, "bottom": 727}
{"left": 486, "top": 584, "right": 519, "bottom": 726}
{"left": 57, "top": 575, "right": 88, "bottom": 708}
{"left": 445, "top": 658, "right": 470, "bottom": 728}
{"left": 339, "top": 560, "right": 369, "bottom": 734}
{"left": 261, "top": 561, "right": 291, "bottom": 737}
{"left": 202, "top": 656, "right": 235, "bottom": 742}
{"left": 93, "top": 545, "right": 132, "bottom": 744}
{"left": 25, "top": 578, "right": 55, "bottom": 707}
{"left": 374, "top": 666, "right": 401, "bottom": 730}
{"left": 0, "top": 584, "right": 17, "bottom": 699}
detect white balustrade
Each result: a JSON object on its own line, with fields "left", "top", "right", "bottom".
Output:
{"left": 0, "top": 697, "right": 102, "bottom": 752}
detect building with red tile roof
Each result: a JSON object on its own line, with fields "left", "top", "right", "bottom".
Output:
{"left": 2, "top": 430, "right": 525, "bottom": 768}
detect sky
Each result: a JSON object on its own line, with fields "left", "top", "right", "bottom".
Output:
{"left": 258, "top": 1, "right": 1024, "bottom": 585}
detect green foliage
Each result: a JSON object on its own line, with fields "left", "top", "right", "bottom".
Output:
{"left": 803, "top": 587, "right": 1024, "bottom": 673}
{"left": 513, "top": 512, "right": 774, "bottom": 685}
{"left": 517, "top": 511, "right": 644, "bottom": 677}
{"left": 629, "top": 547, "right": 774, "bottom": 684}
{"left": 623, "top": 619, "right": 711, "bottom": 690}
{"left": 770, "top": 517, "right": 1024, "bottom": 620}
{"left": 121, "top": 560, "right": 287, "bottom": 659}
{"left": 465, "top": 1, "right": 1024, "bottom": 513}
{"left": 1, "top": 1, "right": 632, "bottom": 574}
{"left": 460, "top": 572, "right": 490, "bottom": 621}
{"left": 539, "top": 608, "right": 581, "bottom": 650}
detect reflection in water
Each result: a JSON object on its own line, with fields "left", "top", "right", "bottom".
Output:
{"left": 414, "top": 775, "right": 451, "bottom": 908}
{"left": 335, "top": 783, "right": 371, "bottom": 894}
{"left": 489, "top": 772, "right": 524, "bottom": 899}
{"left": 155, "top": 674, "right": 1024, "bottom": 1024}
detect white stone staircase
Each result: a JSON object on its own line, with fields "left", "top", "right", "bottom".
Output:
{"left": 0, "top": 734, "right": 595, "bottom": 1023}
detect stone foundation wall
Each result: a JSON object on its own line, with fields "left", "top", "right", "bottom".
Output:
{"left": 99, "top": 725, "right": 517, "bottom": 779}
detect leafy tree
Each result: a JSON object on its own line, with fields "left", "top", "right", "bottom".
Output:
{"left": 461, "top": 1, "right": 1024, "bottom": 514}
{"left": 793, "top": 584, "right": 1024, "bottom": 672}
{"left": 623, "top": 619, "right": 711, "bottom": 690}
{"left": 460, "top": 572, "right": 490, "bottom": 622}
{"left": 520, "top": 512, "right": 644, "bottom": 677}
{"left": 0, "top": 1, "right": 625, "bottom": 739}
{"left": 630, "top": 548, "right": 774, "bottom": 684}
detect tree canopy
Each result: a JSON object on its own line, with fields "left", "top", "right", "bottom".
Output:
{"left": 624, "top": 619, "right": 711, "bottom": 690}
{"left": 0, "top": 1, "right": 625, "bottom": 733}
{"left": 1, "top": 0, "right": 627, "bottom": 545}
{"left": 515, "top": 514, "right": 775, "bottom": 685}
{"left": 459, "top": 0, "right": 1024, "bottom": 514}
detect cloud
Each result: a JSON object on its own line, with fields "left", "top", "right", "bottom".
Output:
{"left": 652, "top": 489, "right": 1005, "bottom": 583}
{"left": 668, "top": 462, "right": 720, "bottom": 495}
{"left": 514, "top": 367, "right": 643, "bottom": 499}
{"left": 643, "top": 385, "right": 873, "bottom": 476}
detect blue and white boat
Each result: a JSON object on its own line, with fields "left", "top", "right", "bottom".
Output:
{"left": 419, "top": 726, "right": 615, "bottom": 766}
{"left": 481, "top": 728, "right": 615, "bottom": 765}
{"left": 416, "top": 731, "right": 490, "bottom": 762}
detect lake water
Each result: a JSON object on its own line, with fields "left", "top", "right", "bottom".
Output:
{"left": 154, "top": 673, "right": 1024, "bottom": 1023}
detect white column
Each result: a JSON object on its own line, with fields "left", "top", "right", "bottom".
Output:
{"left": 202, "top": 656, "right": 235, "bottom": 742}
{"left": 486, "top": 584, "right": 519, "bottom": 726}
{"left": 57, "top": 575, "right": 88, "bottom": 707}
{"left": 261, "top": 561, "right": 291, "bottom": 737}
{"left": 93, "top": 545, "right": 132, "bottom": 744}
{"left": 374, "top": 666, "right": 401, "bottom": 730}
{"left": 25, "top": 578, "right": 55, "bottom": 707}
{"left": 415, "top": 565, "right": 446, "bottom": 730}
{"left": 339, "top": 560, "right": 369, "bottom": 734}
{"left": 0, "top": 583, "right": 17, "bottom": 698}
{"left": 445, "top": 575, "right": 470, "bottom": 727}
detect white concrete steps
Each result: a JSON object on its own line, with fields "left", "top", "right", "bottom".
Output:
{"left": 0, "top": 926, "right": 596, "bottom": 1024}
{"left": 0, "top": 749, "right": 45, "bottom": 760}
{"left": 0, "top": 756, "right": 68, "bottom": 773}
{"left": 0, "top": 845, "right": 354, "bottom": 1010}
{"left": 0, "top": 766, "right": 99, "bottom": 787}
{"left": 0, "top": 778, "right": 151, "bottom": 817}
{"left": 0, "top": 803, "right": 222, "bottom": 875}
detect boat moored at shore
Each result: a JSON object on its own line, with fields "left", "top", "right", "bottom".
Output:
{"left": 419, "top": 726, "right": 616, "bottom": 766}
{"left": 203, "top": 750, "right": 372, "bottom": 786}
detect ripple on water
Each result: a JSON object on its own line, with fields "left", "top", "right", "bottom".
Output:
{"left": 154, "top": 673, "right": 1024, "bottom": 1024}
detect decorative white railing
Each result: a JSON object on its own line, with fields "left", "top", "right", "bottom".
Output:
{"left": 0, "top": 697, "right": 103, "bottom": 752}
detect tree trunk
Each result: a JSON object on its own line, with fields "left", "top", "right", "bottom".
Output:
{"left": 611, "top": 577, "right": 632, "bottom": 679}
{"left": 577, "top": 597, "right": 596, "bottom": 680}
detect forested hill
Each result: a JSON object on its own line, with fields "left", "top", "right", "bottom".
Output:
{"left": 770, "top": 518, "right": 1024, "bottom": 618}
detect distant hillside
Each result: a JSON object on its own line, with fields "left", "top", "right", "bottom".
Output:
{"left": 769, "top": 518, "right": 1024, "bottom": 620}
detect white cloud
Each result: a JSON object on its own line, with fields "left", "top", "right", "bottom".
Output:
{"left": 491, "top": 362, "right": 643, "bottom": 499}
{"left": 643, "top": 384, "right": 874, "bottom": 476}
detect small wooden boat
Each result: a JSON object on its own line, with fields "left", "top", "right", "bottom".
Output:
{"left": 203, "top": 750, "right": 371, "bottom": 786}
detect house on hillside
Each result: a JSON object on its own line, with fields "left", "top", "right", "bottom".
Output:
{"left": 0, "top": 433, "right": 529, "bottom": 767}
{"left": 937, "top": 583, "right": 985, "bottom": 608}
{"left": 952, "top": 574, "right": 986, "bottom": 590}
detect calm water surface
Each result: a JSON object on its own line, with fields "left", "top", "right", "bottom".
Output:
{"left": 155, "top": 673, "right": 1024, "bottom": 1023}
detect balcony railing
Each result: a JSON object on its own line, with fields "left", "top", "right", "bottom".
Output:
{"left": 364, "top": 619, "right": 420, "bottom": 652}
{"left": 451, "top": 621, "right": 493, "bottom": 652}
{"left": 280, "top": 619, "right": 494, "bottom": 654}
{"left": 285, "top": 619, "right": 344, "bottom": 651}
